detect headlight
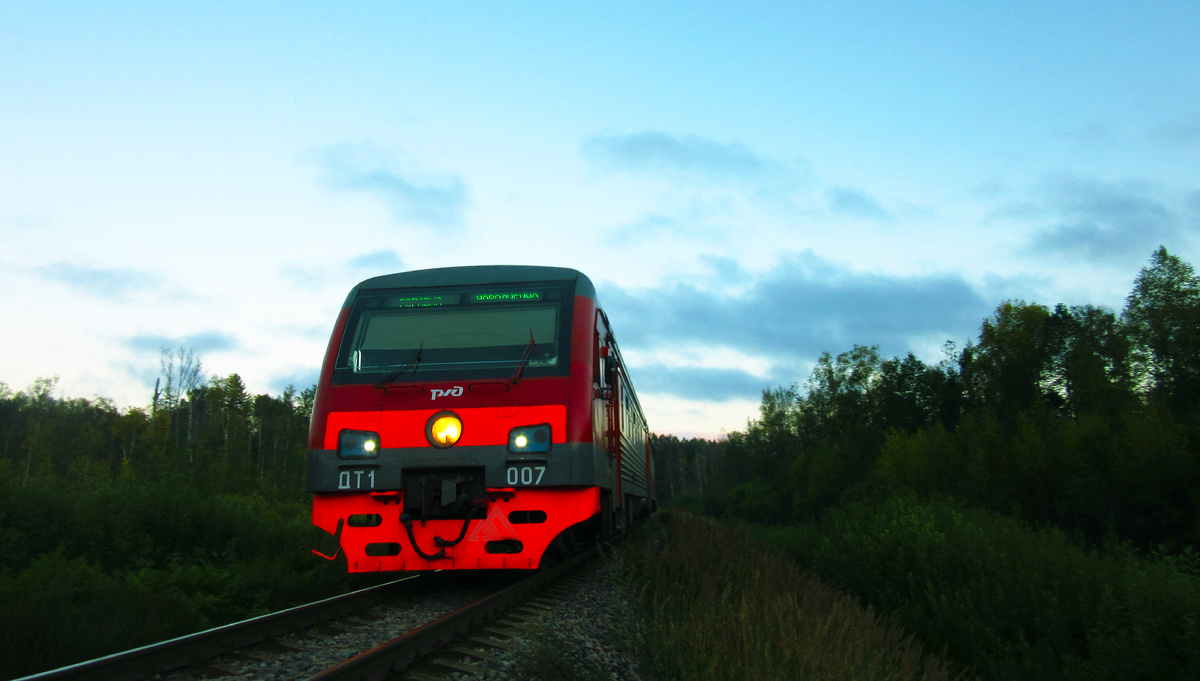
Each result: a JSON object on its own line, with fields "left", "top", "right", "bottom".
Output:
{"left": 508, "top": 424, "right": 551, "bottom": 453}
{"left": 338, "top": 429, "right": 380, "bottom": 459}
{"left": 427, "top": 411, "right": 463, "bottom": 448}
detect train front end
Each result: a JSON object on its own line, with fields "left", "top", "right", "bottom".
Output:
{"left": 306, "top": 267, "right": 600, "bottom": 572}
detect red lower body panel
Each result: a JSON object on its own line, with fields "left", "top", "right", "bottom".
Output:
{"left": 312, "top": 487, "right": 600, "bottom": 572}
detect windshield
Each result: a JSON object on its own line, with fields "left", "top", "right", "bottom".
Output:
{"left": 333, "top": 281, "right": 572, "bottom": 384}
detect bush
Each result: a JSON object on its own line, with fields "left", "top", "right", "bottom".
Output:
{"left": 0, "top": 551, "right": 206, "bottom": 679}
{"left": 0, "top": 477, "right": 322, "bottom": 573}
{"left": 758, "top": 493, "right": 1200, "bottom": 681}
{"left": 0, "top": 478, "right": 353, "bottom": 678}
{"left": 723, "top": 478, "right": 788, "bottom": 524}
{"left": 619, "top": 510, "right": 969, "bottom": 681}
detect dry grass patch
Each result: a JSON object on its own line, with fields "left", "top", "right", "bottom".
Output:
{"left": 620, "top": 510, "right": 974, "bottom": 681}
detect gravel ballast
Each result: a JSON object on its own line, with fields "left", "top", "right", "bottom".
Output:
{"left": 163, "top": 554, "right": 650, "bottom": 681}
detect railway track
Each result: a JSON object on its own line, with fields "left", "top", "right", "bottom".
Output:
{"left": 397, "top": 552, "right": 616, "bottom": 681}
{"left": 11, "top": 574, "right": 427, "bottom": 681}
{"left": 310, "top": 545, "right": 599, "bottom": 681}
{"left": 13, "top": 546, "right": 605, "bottom": 681}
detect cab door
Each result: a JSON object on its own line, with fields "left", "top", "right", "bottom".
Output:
{"left": 593, "top": 310, "right": 624, "bottom": 532}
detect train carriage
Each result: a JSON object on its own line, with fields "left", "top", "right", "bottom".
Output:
{"left": 306, "top": 266, "right": 654, "bottom": 572}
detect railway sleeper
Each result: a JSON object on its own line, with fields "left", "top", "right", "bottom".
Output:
{"left": 416, "top": 654, "right": 484, "bottom": 677}
{"left": 464, "top": 634, "right": 518, "bottom": 651}
{"left": 196, "top": 661, "right": 242, "bottom": 677}
{"left": 480, "top": 625, "right": 519, "bottom": 640}
{"left": 313, "top": 622, "right": 358, "bottom": 635}
{"left": 404, "top": 673, "right": 452, "bottom": 681}
{"left": 447, "top": 644, "right": 503, "bottom": 663}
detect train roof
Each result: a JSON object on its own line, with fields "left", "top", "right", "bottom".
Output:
{"left": 344, "top": 265, "right": 597, "bottom": 306}
{"left": 339, "top": 264, "right": 643, "bottom": 423}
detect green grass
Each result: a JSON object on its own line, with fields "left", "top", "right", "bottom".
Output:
{"left": 0, "top": 550, "right": 207, "bottom": 678}
{"left": 749, "top": 493, "right": 1200, "bottom": 681}
{"left": 0, "top": 478, "right": 355, "bottom": 680}
{"left": 616, "top": 510, "right": 971, "bottom": 681}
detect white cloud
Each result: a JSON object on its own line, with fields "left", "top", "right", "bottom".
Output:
{"left": 583, "top": 131, "right": 794, "bottom": 183}
{"left": 317, "top": 142, "right": 470, "bottom": 229}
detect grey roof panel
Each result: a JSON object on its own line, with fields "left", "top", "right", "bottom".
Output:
{"left": 342, "top": 265, "right": 596, "bottom": 307}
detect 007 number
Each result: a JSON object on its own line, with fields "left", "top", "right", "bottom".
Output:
{"left": 506, "top": 465, "right": 546, "bottom": 486}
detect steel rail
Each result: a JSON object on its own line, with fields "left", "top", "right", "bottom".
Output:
{"left": 12, "top": 574, "right": 422, "bottom": 681}
{"left": 306, "top": 545, "right": 600, "bottom": 681}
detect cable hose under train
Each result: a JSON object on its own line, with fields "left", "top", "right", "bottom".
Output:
{"left": 434, "top": 504, "right": 477, "bottom": 548}
{"left": 400, "top": 506, "right": 477, "bottom": 561}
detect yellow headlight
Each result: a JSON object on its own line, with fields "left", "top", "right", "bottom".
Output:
{"left": 427, "top": 412, "right": 463, "bottom": 448}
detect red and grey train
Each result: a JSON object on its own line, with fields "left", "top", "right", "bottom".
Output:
{"left": 306, "top": 265, "right": 654, "bottom": 572}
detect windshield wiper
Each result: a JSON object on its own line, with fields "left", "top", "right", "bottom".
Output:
{"left": 509, "top": 330, "right": 537, "bottom": 384}
{"left": 374, "top": 342, "right": 423, "bottom": 390}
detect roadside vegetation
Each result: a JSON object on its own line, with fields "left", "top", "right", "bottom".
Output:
{"left": 648, "top": 247, "right": 1200, "bottom": 680}
{"left": 0, "top": 361, "right": 360, "bottom": 679}
{"left": 617, "top": 510, "right": 973, "bottom": 681}
{"left": 749, "top": 495, "right": 1199, "bottom": 680}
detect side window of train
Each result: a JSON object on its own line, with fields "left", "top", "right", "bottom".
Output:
{"left": 604, "top": 355, "right": 618, "bottom": 389}
{"left": 593, "top": 327, "right": 602, "bottom": 387}
{"left": 595, "top": 310, "right": 618, "bottom": 391}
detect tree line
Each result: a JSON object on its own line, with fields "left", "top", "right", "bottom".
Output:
{"left": 653, "top": 246, "right": 1200, "bottom": 554}
{"left": 0, "top": 350, "right": 314, "bottom": 498}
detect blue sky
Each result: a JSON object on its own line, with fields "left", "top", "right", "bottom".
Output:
{"left": 2, "top": 2, "right": 1198, "bottom": 436}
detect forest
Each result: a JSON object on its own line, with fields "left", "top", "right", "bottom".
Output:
{"left": 654, "top": 245, "right": 1200, "bottom": 554}
{"left": 648, "top": 246, "right": 1200, "bottom": 679}
{"left": 2, "top": 246, "right": 1198, "bottom": 679}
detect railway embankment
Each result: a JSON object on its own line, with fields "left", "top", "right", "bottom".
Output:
{"left": 616, "top": 509, "right": 972, "bottom": 681}
{"left": 10, "top": 501, "right": 1198, "bottom": 680}
{"left": 0, "top": 479, "right": 360, "bottom": 681}
{"left": 628, "top": 500, "right": 1199, "bottom": 681}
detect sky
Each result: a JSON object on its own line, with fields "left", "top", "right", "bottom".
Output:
{"left": 2, "top": 2, "right": 1199, "bottom": 437}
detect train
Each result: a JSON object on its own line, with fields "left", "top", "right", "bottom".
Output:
{"left": 306, "top": 265, "right": 654, "bottom": 572}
